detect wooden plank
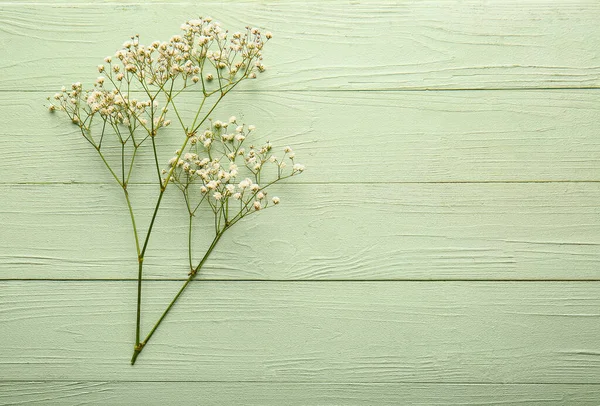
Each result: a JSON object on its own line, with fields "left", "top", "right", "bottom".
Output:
{"left": 6, "top": 89, "right": 600, "bottom": 184}
{"left": 0, "top": 1, "right": 599, "bottom": 91}
{"left": 1, "top": 281, "right": 600, "bottom": 382}
{"left": 2, "top": 381, "right": 600, "bottom": 405}
{"left": 2, "top": 182, "right": 599, "bottom": 281}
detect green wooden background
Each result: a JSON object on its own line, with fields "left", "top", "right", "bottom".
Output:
{"left": 1, "top": 0, "right": 600, "bottom": 404}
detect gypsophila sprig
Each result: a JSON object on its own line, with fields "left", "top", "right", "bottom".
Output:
{"left": 46, "top": 18, "right": 304, "bottom": 365}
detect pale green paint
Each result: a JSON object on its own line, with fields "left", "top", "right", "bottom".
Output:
{"left": 1, "top": 0, "right": 600, "bottom": 404}
{"left": 2, "top": 281, "right": 600, "bottom": 382}
{"left": 1, "top": 1, "right": 599, "bottom": 91}
{"left": 2, "top": 183, "right": 600, "bottom": 280}
{"left": 4, "top": 90, "right": 600, "bottom": 184}
{"left": 4, "top": 382, "right": 600, "bottom": 406}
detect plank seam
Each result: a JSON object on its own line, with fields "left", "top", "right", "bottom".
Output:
{"left": 2, "top": 279, "right": 600, "bottom": 283}
{"left": 6, "top": 87, "right": 600, "bottom": 93}
{"left": 4, "top": 180, "right": 600, "bottom": 186}
{"left": 1, "top": 379, "right": 600, "bottom": 385}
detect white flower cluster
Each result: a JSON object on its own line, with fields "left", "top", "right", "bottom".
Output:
{"left": 103, "top": 17, "right": 268, "bottom": 89}
{"left": 47, "top": 16, "right": 270, "bottom": 141}
{"left": 168, "top": 117, "right": 304, "bottom": 219}
{"left": 51, "top": 84, "right": 172, "bottom": 130}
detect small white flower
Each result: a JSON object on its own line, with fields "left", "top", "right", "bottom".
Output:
{"left": 238, "top": 178, "right": 252, "bottom": 189}
{"left": 253, "top": 201, "right": 261, "bottom": 210}
{"left": 257, "top": 192, "right": 265, "bottom": 200}
{"left": 213, "top": 192, "right": 222, "bottom": 200}
{"left": 229, "top": 116, "right": 237, "bottom": 123}
{"left": 272, "top": 196, "right": 280, "bottom": 204}
{"left": 233, "top": 192, "right": 242, "bottom": 200}
{"left": 248, "top": 125, "right": 256, "bottom": 131}
{"left": 293, "top": 163, "right": 305, "bottom": 172}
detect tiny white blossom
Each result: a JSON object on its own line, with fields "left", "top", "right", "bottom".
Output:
{"left": 272, "top": 196, "right": 280, "bottom": 204}
{"left": 293, "top": 163, "right": 305, "bottom": 172}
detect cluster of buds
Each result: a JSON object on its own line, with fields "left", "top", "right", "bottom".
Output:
{"left": 168, "top": 117, "right": 304, "bottom": 219}
{"left": 47, "top": 16, "right": 271, "bottom": 146}
{"left": 99, "top": 17, "right": 269, "bottom": 90}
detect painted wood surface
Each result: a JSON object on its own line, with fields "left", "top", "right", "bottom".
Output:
{"left": 4, "top": 90, "right": 600, "bottom": 184}
{"left": 1, "top": 0, "right": 599, "bottom": 404}
{"left": 3, "top": 382, "right": 600, "bottom": 406}
{"left": 2, "top": 281, "right": 600, "bottom": 383}
{"left": 1, "top": 183, "right": 599, "bottom": 280}
{"left": 0, "top": 1, "right": 599, "bottom": 91}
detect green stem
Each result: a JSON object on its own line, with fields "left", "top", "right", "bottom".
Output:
{"left": 131, "top": 230, "right": 225, "bottom": 365}
{"left": 130, "top": 75, "right": 245, "bottom": 365}
{"left": 135, "top": 258, "right": 143, "bottom": 346}
{"left": 123, "top": 188, "right": 141, "bottom": 257}
{"left": 188, "top": 214, "right": 194, "bottom": 271}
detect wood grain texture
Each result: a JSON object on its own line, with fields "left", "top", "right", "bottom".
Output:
{"left": 6, "top": 89, "right": 600, "bottom": 184}
{"left": 0, "top": 1, "right": 599, "bottom": 91}
{"left": 2, "top": 182, "right": 599, "bottom": 280}
{"left": 1, "top": 281, "right": 600, "bottom": 383}
{"left": 2, "top": 382, "right": 600, "bottom": 405}
{"left": 1, "top": 0, "right": 599, "bottom": 402}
